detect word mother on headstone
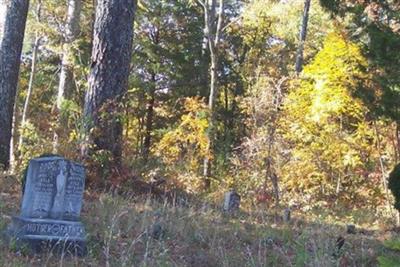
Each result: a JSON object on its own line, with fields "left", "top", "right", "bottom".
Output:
{"left": 6, "top": 156, "right": 87, "bottom": 255}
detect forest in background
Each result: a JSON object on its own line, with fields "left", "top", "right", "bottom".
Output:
{"left": 2, "top": 0, "right": 400, "bottom": 265}
{"left": 1, "top": 0, "right": 400, "bottom": 225}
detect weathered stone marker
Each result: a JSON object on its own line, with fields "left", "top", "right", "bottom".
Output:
{"left": 6, "top": 156, "right": 87, "bottom": 255}
{"left": 223, "top": 190, "right": 240, "bottom": 212}
{"left": 283, "top": 208, "right": 291, "bottom": 223}
{"left": 346, "top": 224, "right": 356, "bottom": 234}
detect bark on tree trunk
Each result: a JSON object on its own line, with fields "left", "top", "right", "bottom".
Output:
{"left": 295, "top": 0, "right": 311, "bottom": 74}
{"left": 0, "top": 0, "right": 29, "bottom": 169}
{"left": 82, "top": 0, "right": 135, "bottom": 164}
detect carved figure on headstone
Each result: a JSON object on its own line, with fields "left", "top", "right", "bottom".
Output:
{"left": 51, "top": 160, "right": 67, "bottom": 219}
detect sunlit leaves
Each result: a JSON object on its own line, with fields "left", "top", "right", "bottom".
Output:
{"left": 280, "top": 31, "right": 379, "bottom": 201}
{"left": 156, "top": 97, "right": 209, "bottom": 170}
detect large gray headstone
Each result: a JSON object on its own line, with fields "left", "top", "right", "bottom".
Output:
{"left": 6, "top": 156, "right": 87, "bottom": 255}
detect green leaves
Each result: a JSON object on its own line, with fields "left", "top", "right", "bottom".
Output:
{"left": 378, "top": 238, "right": 400, "bottom": 267}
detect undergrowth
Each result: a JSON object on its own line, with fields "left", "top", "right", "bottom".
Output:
{"left": 0, "top": 173, "right": 400, "bottom": 266}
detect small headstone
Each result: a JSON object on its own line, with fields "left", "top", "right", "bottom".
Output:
{"left": 261, "top": 236, "right": 275, "bottom": 247}
{"left": 223, "top": 190, "right": 240, "bottom": 212}
{"left": 346, "top": 224, "right": 356, "bottom": 234}
{"left": 5, "top": 156, "right": 87, "bottom": 255}
{"left": 283, "top": 208, "right": 291, "bottom": 223}
{"left": 150, "top": 222, "right": 165, "bottom": 240}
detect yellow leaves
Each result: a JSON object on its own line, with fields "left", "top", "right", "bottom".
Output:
{"left": 304, "top": 32, "right": 368, "bottom": 85}
{"left": 286, "top": 31, "right": 369, "bottom": 126}
{"left": 343, "top": 151, "right": 361, "bottom": 168}
{"left": 280, "top": 31, "right": 376, "bottom": 195}
{"left": 155, "top": 97, "right": 209, "bottom": 169}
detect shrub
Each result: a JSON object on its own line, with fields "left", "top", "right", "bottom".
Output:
{"left": 388, "top": 163, "right": 400, "bottom": 211}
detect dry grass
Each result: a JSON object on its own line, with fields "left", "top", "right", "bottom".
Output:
{"left": 0, "top": 173, "right": 399, "bottom": 266}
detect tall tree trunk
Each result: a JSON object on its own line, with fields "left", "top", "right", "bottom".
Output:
{"left": 264, "top": 78, "right": 285, "bottom": 208}
{"left": 203, "top": 50, "right": 218, "bottom": 184}
{"left": 373, "top": 121, "right": 392, "bottom": 213}
{"left": 82, "top": 0, "right": 135, "bottom": 165}
{"left": 396, "top": 121, "right": 400, "bottom": 163}
{"left": 142, "top": 73, "right": 156, "bottom": 162}
{"left": 53, "top": 0, "right": 81, "bottom": 153}
{"left": 9, "top": 99, "right": 18, "bottom": 172}
{"left": 201, "top": 0, "right": 224, "bottom": 189}
{"left": 295, "top": 0, "right": 311, "bottom": 74}
{"left": 19, "top": 1, "right": 41, "bottom": 150}
{"left": 19, "top": 32, "right": 40, "bottom": 149}
{"left": 0, "top": 0, "right": 29, "bottom": 169}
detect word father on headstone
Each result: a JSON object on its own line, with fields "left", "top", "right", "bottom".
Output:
{"left": 6, "top": 156, "right": 87, "bottom": 255}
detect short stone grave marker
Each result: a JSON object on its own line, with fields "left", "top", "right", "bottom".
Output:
{"left": 223, "top": 190, "right": 240, "bottom": 212}
{"left": 5, "top": 156, "right": 87, "bottom": 255}
{"left": 283, "top": 208, "right": 291, "bottom": 223}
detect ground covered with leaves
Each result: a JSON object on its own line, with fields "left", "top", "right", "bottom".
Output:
{"left": 1, "top": 174, "right": 399, "bottom": 267}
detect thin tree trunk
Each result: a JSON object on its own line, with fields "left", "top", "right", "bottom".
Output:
{"left": 223, "top": 85, "right": 228, "bottom": 138}
{"left": 374, "top": 122, "right": 388, "bottom": 191}
{"left": 82, "top": 0, "right": 135, "bottom": 165}
{"left": 53, "top": 0, "right": 81, "bottom": 153}
{"left": 56, "top": 0, "right": 81, "bottom": 109}
{"left": 295, "top": 0, "right": 311, "bottom": 74}
{"left": 19, "top": 0, "right": 41, "bottom": 150}
{"left": 142, "top": 73, "right": 156, "bottom": 162}
{"left": 203, "top": 51, "right": 218, "bottom": 183}
{"left": 264, "top": 78, "right": 285, "bottom": 208}
{"left": 200, "top": 0, "right": 224, "bottom": 189}
{"left": 19, "top": 38, "right": 41, "bottom": 150}
{"left": 9, "top": 96, "right": 19, "bottom": 172}
{"left": 336, "top": 174, "right": 341, "bottom": 194}
{"left": 0, "top": 0, "right": 29, "bottom": 169}
{"left": 396, "top": 121, "right": 400, "bottom": 163}
{"left": 374, "top": 121, "right": 393, "bottom": 214}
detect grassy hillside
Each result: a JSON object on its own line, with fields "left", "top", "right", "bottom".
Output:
{"left": 1, "top": 173, "right": 400, "bottom": 267}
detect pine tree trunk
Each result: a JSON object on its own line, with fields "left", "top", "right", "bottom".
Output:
{"left": 82, "top": 0, "right": 135, "bottom": 164}
{"left": 53, "top": 0, "right": 81, "bottom": 153}
{"left": 0, "top": 0, "right": 29, "bottom": 169}
{"left": 295, "top": 0, "right": 311, "bottom": 74}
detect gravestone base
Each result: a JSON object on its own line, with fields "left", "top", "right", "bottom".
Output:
{"left": 6, "top": 216, "right": 87, "bottom": 256}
